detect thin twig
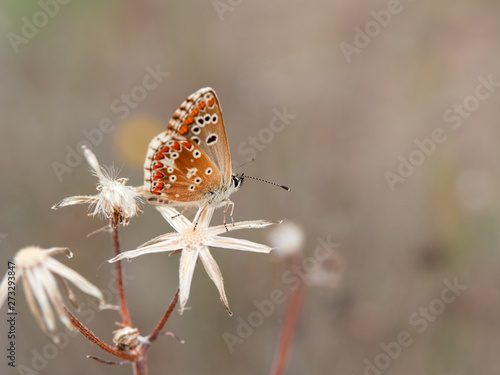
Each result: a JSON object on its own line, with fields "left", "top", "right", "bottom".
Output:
{"left": 270, "top": 255, "right": 307, "bottom": 375}
{"left": 159, "top": 331, "right": 184, "bottom": 343}
{"left": 133, "top": 358, "right": 148, "bottom": 375}
{"left": 110, "top": 219, "right": 132, "bottom": 327}
{"left": 65, "top": 307, "right": 137, "bottom": 361}
{"left": 87, "top": 356, "right": 131, "bottom": 365}
{"left": 110, "top": 219, "right": 148, "bottom": 375}
{"left": 147, "top": 287, "right": 180, "bottom": 343}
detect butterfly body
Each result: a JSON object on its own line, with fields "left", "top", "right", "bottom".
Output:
{"left": 140, "top": 88, "right": 243, "bottom": 209}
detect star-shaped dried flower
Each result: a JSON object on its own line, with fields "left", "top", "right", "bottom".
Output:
{"left": 0, "top": 246, "right": 105, "bottom": 340}
{"left": 109, "top": 206, "right": 279, "bottom": 314}
{"left": 52, "top": 145, "right": 142, "bottom": 226}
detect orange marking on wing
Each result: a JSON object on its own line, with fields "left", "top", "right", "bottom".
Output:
{"left": 190, "top": 108, "right": 199, "bottom": 117}
{"left": 179, "top": 124, "right": 188, "bottom": 135}
{"left": 155, "top": 153, "right": 164, "bottom": 161}
{"left": 153, "top": 162, "right": 163, "bottom": 169}
{"left": 153, "top": 182, "right": 164, "bottom": 194}
{"left": 160, "top": 146, "right": 170, "bottom": 154}
{"left": 181, "top": 141, "right": 193, "bottom": 150}
{"left": 153, "top": 171, "right": 164, "bottom": 180}
{"left": 207, "top": 97, "right": 215, "bottom": 106}
{"left": 198, "top": 101, "right": 206, "bottom": 109}
{"left": 171, "top": 142, "right": 180, "bottom": 151}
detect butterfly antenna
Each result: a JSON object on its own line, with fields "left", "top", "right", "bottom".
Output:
{"left": 241, "top": 173, "right": 291, "bottom": 191}
{"left": 234, "top": 158, "right": 255, "bottom": 173}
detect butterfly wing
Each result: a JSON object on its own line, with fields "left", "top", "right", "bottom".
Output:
{"left": 167, "top": 87, "right": 232, "bottom": 184}
{"left": 142, "top": 132, "right": 223, "bottom": 205}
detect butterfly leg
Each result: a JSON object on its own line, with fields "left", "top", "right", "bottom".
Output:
{"left": 193, "top": 201, "right": 210, "bottom": 231}
{"left": 169, "top": 249, "right": 183, "bottom": 256}
{"left": 222, "top": 199, "right": 235, "bottom": 231}
{"left": 171, "top": 205, "right": 189, "bottom": 219}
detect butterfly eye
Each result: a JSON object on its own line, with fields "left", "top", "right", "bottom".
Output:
{"left": 193, "top": 150, "right": 201, "bottom": 159}
{"left": 232, "top": 175, "right": 242, "bottom": 188}
{"left": 205, "top": 168, "right": 213, "bottom": 175}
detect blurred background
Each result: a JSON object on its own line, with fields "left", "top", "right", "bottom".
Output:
{"left": 1, "top": 1, "right": 500, "bottom": 374}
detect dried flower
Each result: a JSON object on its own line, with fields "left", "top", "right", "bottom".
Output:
{"left": 113, "top": 325, "right": 141, "bottom": 351}
{"left": 0, "top": 246, "right": 105, "bottom": 339}
{"left": 109, "top": 206, "right": 279, "bottom": 314}
{"left": 52, "top": 145, "right": 142, "bottom": 226}
{"left": 268, "top": 221, "right": 305, "bottom": 257}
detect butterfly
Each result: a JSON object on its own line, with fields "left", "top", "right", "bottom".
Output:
{"left": 139, "top": 87, "right": 243, "bottom": 218}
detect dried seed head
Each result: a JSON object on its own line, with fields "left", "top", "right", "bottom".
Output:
{"left": 113, "top": 326, "right": 140, "bottom": 351}
{"left": 52, "top": 146, "right": 142, "bottom": 226}
{"left": 268, "top": 221, "right": 305, "bottom": 257}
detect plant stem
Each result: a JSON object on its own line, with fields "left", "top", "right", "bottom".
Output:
{"left": 111, "top": 219, "right": 132, "bottom": 327}
{"left": 147, "top": 287, "right": 180, "bottom": 343}
{"left": 65, "top": 307, "right": 138, "bottom": 361}
{"left": 128, "top": 288, "right": 180, "bottom": 375}
{"left": 270, "top": 255, "right": 307, "bottom": 375}
{"left": 133, "top": 358, "right": 148, "bottom": 375}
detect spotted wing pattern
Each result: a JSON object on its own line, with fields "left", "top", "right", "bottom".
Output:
{"left": 142, "top": 88, "right": 232, "bottom": 206}
{"left": 167, "top": 87, "right": 232, "bottom": 183}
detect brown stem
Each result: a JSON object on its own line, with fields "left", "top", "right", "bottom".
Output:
{"left": 87, "top": 356, "right": 131, "bottom": 365}
{"left": 65, "top": 307, "right": 138, "bottom": 362}
{"left": 133, "top": 358, "right": 148, "bottom": 375}
{"left": 110, "top": 219, "right": 132, "bottom": 327}
{"left": 147, "top": 287, "right": 180, "bottom": 343}
{"left": 270, "top": 255, "right": 307, "bottom": 375}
